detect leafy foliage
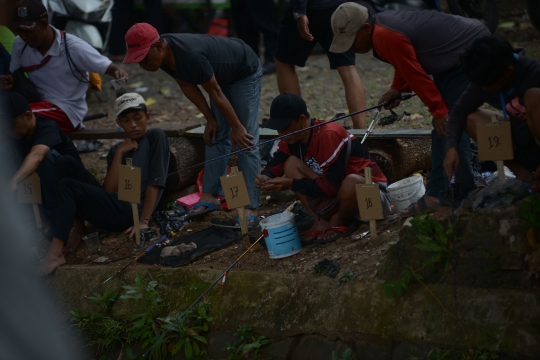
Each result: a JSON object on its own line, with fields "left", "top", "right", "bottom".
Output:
{"left": 224, "top": 326, "right": 269, "bottom": 359}
{"left": 71, "top": 275, "right": 213, "bottom": 360}
{"left": 518, "top": 198, "right": 540, "bottom": 231}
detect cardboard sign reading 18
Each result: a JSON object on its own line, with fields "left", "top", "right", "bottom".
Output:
{"left": 355, "top": 184, "right": 383, "bottom": 221}
{"left": 17, "top": 172, "right": 42, "bottom": 204}
{"left": 220, "top": 171, "right": 251, "bottom": 209}
{"left": 118, "top": 164, "right": 141, "bottom": 204}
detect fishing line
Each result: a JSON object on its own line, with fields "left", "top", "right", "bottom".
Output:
{"left": 165, "top": 94, "right": 417, "bottom": 179}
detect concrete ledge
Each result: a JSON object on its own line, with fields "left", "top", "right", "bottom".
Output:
{"left": 50, "top": 266, "right": 540, "bottom": 359}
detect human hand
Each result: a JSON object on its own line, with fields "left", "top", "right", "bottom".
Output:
{"left": 443, "top": 147, "right": 460, "bottom": 179}
{"left": 297, "top": 15, "right": 314, "bottom": 41}
{"left": 255, "top": 174, "right": 271, "bottom": 189}
{"left": 112, "top": 66, "right": 129, "bottom": 81}
{"left": 434, "top": 113, "right": 448, "bottom": 138}
{"left": 203, "top": 119, "right": 218, "bottom": 147}
{"left": 259, "top": 177, "right": 293, "bottom": 192}
{"left": 125, "top": 221, "right": 149, "bottom": 239}
{"left": 230, "top": 125, "right": 254, "bottom": 149}
{"left": 118, "top": 138, "right": 139, "bottom": 154}
{"left": 378, "top": 89, "right": 401, "bottom": 110}
{"left": 0, "top": 74, "right": 14, "bottom": 90}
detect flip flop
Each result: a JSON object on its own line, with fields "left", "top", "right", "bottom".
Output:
{"left": 303, "top": 221, "right": 359, "bottom": 245}
{"left": 185, "top": 202, "right": 222, "bottom": 221}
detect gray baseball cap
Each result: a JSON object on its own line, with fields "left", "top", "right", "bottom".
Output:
{"left": 329, "top": 2, "right": 369, "bottom": 53}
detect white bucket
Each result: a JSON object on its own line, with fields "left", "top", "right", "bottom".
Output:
{"left": 387, "top": 176, "right": 425, "bottom": 213}
{"left": 259, "top": 212, "right": 302, "bottom": 259}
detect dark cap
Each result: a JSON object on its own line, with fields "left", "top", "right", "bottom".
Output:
{"left": 12, "top": 0, "right": 48, "bottom": 31}
{"left": 0, "top": 92, "right": 32, "bottom": 126}
{"left": 264, "top": 93, "right": 309, "bottom": 130}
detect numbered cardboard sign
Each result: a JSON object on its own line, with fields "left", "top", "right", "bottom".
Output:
{"left": 118, "top": 165, "right": 141, "bottom": 204}
{"left": 476, "top": 122, "right": 514, "bottom": 161}
{"left": 17, "top": 172, "right": 42, "bottom": 204}
{"left": 220, "top": 171, "right": 251, "bottom": 209}
{"left": 355, "top": 184, "right": 383, "bottom": 221}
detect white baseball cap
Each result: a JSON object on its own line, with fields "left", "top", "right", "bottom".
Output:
{"left": 329, "top": 2, "right": 369, "bottom": 53}
{"left": 115, "top": 93, "right": 147, "bottom": 118}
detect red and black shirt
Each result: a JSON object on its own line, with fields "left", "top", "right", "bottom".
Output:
{"left": 262, "top": 120, "right": 387, "bottom": 197}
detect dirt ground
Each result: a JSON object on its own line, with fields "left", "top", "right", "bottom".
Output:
{"left": 51, "top": 3, "right": 540, "bottom": 277}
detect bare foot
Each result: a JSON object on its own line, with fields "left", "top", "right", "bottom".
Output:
{"left": 188, "top": 192, "right": 221, "bottom": 215}
{"left": 301, "top": 219, "right": 330, "bottom": 243}
{"left": 64, "top": 219, "right": 87, "bottom": 253}
{"left": 38, "top": 238, "right": 66, "bottom": 276}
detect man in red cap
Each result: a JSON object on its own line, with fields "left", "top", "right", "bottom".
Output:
{"left": 123, "top": 23, "right": 262, "bottom": 224}
{"left": 0, "top": 0, "right": 128, "bottom": 132}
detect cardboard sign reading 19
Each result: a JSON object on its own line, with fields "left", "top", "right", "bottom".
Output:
{"left": 476, "top": 116, "right": 513, "bottom": 183}
{"left": 118, "top": 158, "right": 142, "bottom": 245}
{"left": 17, "top": 172, "right": 43, "bottom": 229}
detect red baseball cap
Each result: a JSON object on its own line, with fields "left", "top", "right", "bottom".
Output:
{"left": 123, "top": 23, "right": 160, "bottom": 64}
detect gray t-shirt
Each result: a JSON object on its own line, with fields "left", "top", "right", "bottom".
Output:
{"left": 107, "top": 128, "right": 170, "bottom": 210}
{"left": 160, "top": 33, "right": 259, "bottom": 86}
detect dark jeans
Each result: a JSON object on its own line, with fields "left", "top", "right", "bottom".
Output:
{"left": 36, "top": 149, "right": 62, "bottom": 217}
{"left": 109, "top": 0, "right": 163, "bottom": 56}
{"left": 50, "top": 156, "right": 133, "bottom": 243}
{"left": 231, "top": 0, "right": 279, "bottom": 62}
{"left": 429, "top": 66, "right": 476, "bottom": 206}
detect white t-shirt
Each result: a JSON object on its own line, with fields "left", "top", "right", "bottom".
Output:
{"left": 10, "top": 26, "right": 111, "bottom": 129}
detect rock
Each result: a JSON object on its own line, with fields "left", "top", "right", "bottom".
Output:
{"left": 392, "top": 342, "right": 427, "bottom": 360}
{"left": 291, "top": 335, "right": 349, "bottom": 360}
{"left": 263, "top": 338, "right": 294, "bottom": 359}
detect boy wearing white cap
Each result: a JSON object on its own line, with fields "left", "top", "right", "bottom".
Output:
{"left": 38, "top": 93, "right": 170, "bottom": 275}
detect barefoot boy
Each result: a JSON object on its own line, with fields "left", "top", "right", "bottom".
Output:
{"left": 38, "top": 93, "right": 170, "bottom": 274}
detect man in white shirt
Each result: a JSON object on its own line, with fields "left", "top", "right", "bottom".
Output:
{"left": 0, "top": 0, "right": 128, "bottom": 132}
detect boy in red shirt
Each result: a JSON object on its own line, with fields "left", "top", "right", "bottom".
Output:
{"left": 256, "top": 93, "right": 391, "bottom": 243}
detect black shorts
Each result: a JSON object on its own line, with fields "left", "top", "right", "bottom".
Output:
{"left": 275, "top": 5, "right": 356, "bottom": 69}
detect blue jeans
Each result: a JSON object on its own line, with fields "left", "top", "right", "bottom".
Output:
{"left": 428, "top": 66, "right": 476, "bottom": 206}
{"left": 203, "top": 63, "right": 262, "bottom": 209}
{"left": 36, "top": 149, "right": 62, "bottom": 217}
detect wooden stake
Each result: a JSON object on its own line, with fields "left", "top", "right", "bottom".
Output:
{"left": 32, "top": 204, "right": 42, "bottom": 229}
{"left": 491, "top": 116, "right": 506, "bottom": 184}
{"left": 364, "top": 167, "right": 377, "bottom": 238}
{"left": 231, "top": 166, "right": 250, "bottom": 248}
{"left": 126, "top": 158, "right": 141, "bottom": 245}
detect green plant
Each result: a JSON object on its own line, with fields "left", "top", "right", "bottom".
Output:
{"left": 224, "top": 326, "right": 269, "bottom": 359}
{"left": 71, "top": 276, "right": 213, "bottom": 360}
{"left": 332, "top": 348, "right": 352, "bottom": 360}
{"left": 518, "top": 198, "right": 540, "bottom": 230}
{"left": 382, "top": 215, "right": 454, "bottom": 299}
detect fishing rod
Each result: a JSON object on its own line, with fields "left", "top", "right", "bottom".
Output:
{"left": 166, "top": 94, "right": 417, "bottom": 179}
{"left": 68, "top": 233, "right": 170, "bottom": 311}
{"left": 141, "top": 201, "right": 297, "bottom": 358}
{"left": 142, "top": 233, "right": 265, "bottom": 358}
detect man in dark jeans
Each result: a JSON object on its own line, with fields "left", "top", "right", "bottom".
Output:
{"left": 330, "top": 3, "right": 491, "bottom": 215}
{"left": 231, "top": 0, "right": 279, "bottom": 75}
{"left": 38, "top": 93, "right": 170, "bottom": 275}
{"left": 275, "top": 0, "right": 366, "bottom": 129}
{"left": 2, "top": 92, "right": 81, "bottom": 217}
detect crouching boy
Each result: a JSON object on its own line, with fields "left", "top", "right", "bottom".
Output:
{"left": 255, "top": 93, "right": 391, "bottom": 244}
{"left": 39, "top": 93, "right": 170, "bottom": 275}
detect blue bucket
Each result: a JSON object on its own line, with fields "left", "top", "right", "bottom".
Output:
{"left": 260, "top": 212, "right": 302, "bottom": 259}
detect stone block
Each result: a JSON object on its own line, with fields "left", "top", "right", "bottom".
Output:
{"left": 291, "top": 335, "right": 349, "bottom": 360}
{"left": 263, "top": 338, "right": 294, "bottom": 359}
{"left": 356, "top": 343, "right": 392, "bottom": 360}
{"left": 206, "top": 331, "right": 237, "bottom": 360}
{"left": 392, "top": 342, "right": 426, "bottom": 360}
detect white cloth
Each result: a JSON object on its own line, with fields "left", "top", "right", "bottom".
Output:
{"left": 10, "top": 26, "right": 111, "bottom": 129}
